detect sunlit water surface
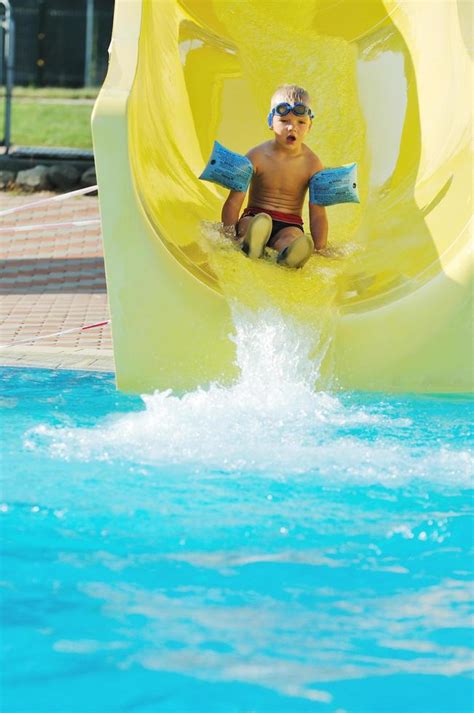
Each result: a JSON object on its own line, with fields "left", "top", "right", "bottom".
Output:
{"left": 1, "top": 313, "right": 473, "bottom": 713}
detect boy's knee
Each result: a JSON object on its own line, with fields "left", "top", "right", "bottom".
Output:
{"left": 271, "top": 227, "right": 303, "bottom": 251}
{"left": 237, "top": 215, "right": 252, "bottom": 237}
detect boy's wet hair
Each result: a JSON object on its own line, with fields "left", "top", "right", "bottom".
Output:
{"left": 270, "top": 84, "right": 311, "bottom": 108}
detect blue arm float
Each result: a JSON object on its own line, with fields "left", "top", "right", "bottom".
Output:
{"left": 199, "top": 141, "right": 254, "bottom": 193}
{"left": 309, "top": 163, "right": 360, "bottom": 206}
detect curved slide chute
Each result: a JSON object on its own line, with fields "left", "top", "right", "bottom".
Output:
{"left": 92, "top": 0, "right": 472, "bottom": 393}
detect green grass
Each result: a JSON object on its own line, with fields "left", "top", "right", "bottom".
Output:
{"left": 1, "top": 98, "right": 94, "bottom": 149}
{"left": 0, "top": 86, "right": 99, "bottom": 147}
{"left": 0, "top": 87, "right": 99, "bottom": 100}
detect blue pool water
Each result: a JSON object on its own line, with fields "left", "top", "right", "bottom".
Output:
{"left": 1, "top": 318, "right": 473, "bottom": 713}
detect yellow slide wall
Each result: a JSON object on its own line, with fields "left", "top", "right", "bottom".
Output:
{"left": 92, "top": 0, "right": 472, "bottom": 393}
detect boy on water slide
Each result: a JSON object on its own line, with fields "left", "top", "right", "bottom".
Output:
{"left": 221, "top": 84, "right": 328, "bottom": 268}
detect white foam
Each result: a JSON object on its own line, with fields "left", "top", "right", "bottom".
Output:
{"left": 25, "top": 308, "right": 473, "bottom": 487}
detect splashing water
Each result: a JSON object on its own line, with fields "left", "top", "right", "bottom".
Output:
{"left": 24, "top": 307, "right": 472, "bottom": 487}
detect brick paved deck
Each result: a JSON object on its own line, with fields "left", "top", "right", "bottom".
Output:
{"left": 0, "top": 190, "right": 114, "bottom": 372}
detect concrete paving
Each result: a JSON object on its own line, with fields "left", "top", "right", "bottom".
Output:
{"left": 0, "top": 190, "right": 114, "bottom": 372}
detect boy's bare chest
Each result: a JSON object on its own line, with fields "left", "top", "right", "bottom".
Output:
{"left": 256, "top": 154, "right": 310, "bottom": 193}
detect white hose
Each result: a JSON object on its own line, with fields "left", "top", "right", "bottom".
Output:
{"left": 0, "top": 184, "right": 98, "bottom": 218}
{"left": 0, "top": 319, "right": 110, "bottom": 349}
{"left": 0, "top": 219, "right": 101, "bottom": 234}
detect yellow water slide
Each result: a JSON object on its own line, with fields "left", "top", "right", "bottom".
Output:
{"left": 92, "top": 0, "right": 472, "bottom": 394}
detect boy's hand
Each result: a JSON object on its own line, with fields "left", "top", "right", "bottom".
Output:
{"left": 313, "top": 245, "right": 331, "bottom": 257}
{"left": 222, "top": 224, "right": 238, "bottom": 241}
{"left": 313, "top": 245, "right": 344, "bottom": 258}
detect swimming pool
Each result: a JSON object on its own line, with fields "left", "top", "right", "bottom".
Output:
{"left": 1, "top": 320, "right": 473, "bottom": 712}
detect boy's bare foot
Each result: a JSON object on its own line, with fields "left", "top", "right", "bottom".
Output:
{"left": 277, "top": 234, "right": 313, "bottom": 268}
{"left": 241, "top": 213, "right": 272, "bottom": 259}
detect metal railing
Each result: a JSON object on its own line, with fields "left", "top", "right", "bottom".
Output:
{"left": 0, "top": 0, "right": 14, "bottom": 153}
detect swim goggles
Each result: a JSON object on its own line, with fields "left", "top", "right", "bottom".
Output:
{"left": 267, "top": 102, "right": 314, "bottom": 127}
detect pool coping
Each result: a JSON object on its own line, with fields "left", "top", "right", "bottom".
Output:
{"left": 0, "top": 345, "right": 115, "bottom": 372}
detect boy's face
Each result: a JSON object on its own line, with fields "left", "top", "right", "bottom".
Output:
{"left": 270, "top": 105, "right": 312, "bottom": 150}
